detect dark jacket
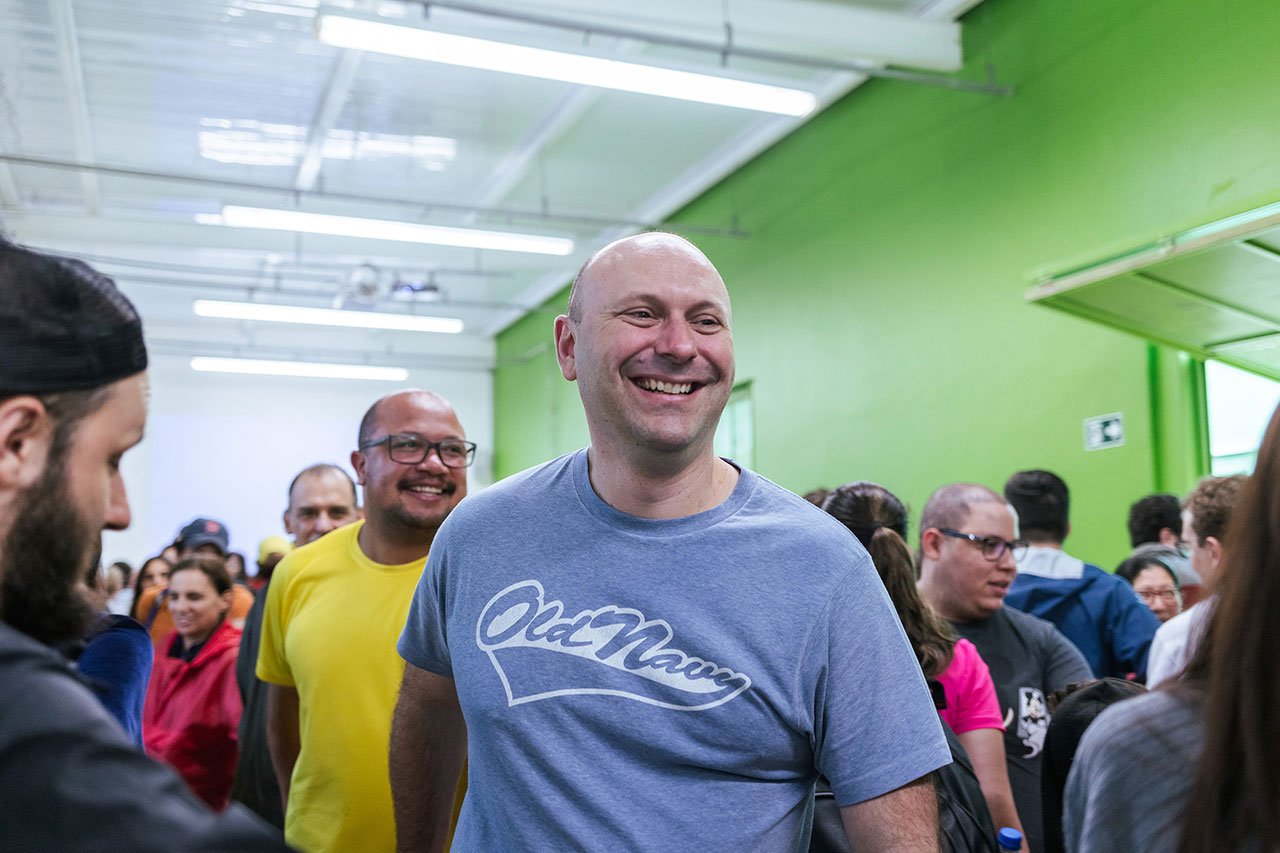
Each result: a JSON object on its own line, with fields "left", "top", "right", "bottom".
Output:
{"left": 0, "top": 620, "right": 288, "bottom": 851}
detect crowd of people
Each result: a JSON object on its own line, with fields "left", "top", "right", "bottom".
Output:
{"left": 1, "top": 231, "right": 1278, "bottom": 853}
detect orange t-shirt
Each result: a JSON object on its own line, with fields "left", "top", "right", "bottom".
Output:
{"left": 136, "top": 584, "right": 255, "bottom": 649}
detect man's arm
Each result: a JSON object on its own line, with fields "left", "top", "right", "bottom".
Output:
{"left": 390, "top": 663, "right": 467, "bottom": 853}
{"left": 265, "top": 684, "right": 300, "bottom": 812}
{"left": 839, "top": 774, "right": 940, "bottom": 852}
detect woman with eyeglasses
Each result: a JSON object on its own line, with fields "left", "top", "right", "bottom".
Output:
{"left": 1065, "top": 399, "right": 1280, "bottom": 852}
{"left": 1114, "top": 550, "right": 1183, "bottom": 623}
{"left": 822, "top": 482, "right": 1027, "bottom": 851}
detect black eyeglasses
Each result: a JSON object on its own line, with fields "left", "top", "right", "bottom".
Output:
{"left": 359, "top": 434, "right": 477, "bottom": 469}
{"left": 937, "top": 528, "right": 1029, "bottom": 562}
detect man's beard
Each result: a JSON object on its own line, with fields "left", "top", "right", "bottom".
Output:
{"left": 0, "top": 456, "right": 96, "bottom": 648}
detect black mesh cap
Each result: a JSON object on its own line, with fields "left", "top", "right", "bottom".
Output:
{"left": 0, "top": 237, "right": 147, "bottom": 393}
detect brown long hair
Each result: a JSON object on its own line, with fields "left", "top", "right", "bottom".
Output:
{"left": 1177, "top": 402, "right": 1280, "bottom": 852}
{"left": 823, "top": 482, "right": 956, "bottom": 678}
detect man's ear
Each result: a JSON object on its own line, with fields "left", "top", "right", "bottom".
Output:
{"left": 554, "top": 314, "right": 577, "bottom": 382}
{"left": 0, "top": 396, "right": 52, "bottom": 491}
{"left": 1205, "top": 535, "right": 1224, "bottom": 569}
{"left": 282, "top": 509, "right": 295, "bottom": 538}
{"left": 350, "top": 449, "right": 367, "bottom": 486}
{"left": 920, "top": 527, "right": 944, "bottom": 562}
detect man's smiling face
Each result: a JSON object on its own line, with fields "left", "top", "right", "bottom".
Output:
{"left": 556, "top": 234, "right": 735, "bottom": 463}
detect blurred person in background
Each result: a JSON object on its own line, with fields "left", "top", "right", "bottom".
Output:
{"left": 136, "top": 518, "right": 254, "bottom": 647}
{"left": 1126, "top": 493, "right": 1202, "bottom": 605}
{"left": 1115, "top": 549, "right": 1183, "bottom": 624}
{"left": 232, "top": 462, "right": 358, "bottom": 828}
{"left": 0, "top": 235, "right": 284, "bottom": 849}
{"left": 1065, "top": 404, "right": 1280, "bottom": 852}
{"left": 104, "top": 560, "right": 133, "bottom": 614}
{"left": 823, "top": 481, "right": 1025, "bottom": 849}
{"left": 143, "top": 556, "right": 243, "bottom": 810}
{"left": 1003, "top": 470, "right": 1159, "bottom": 681}
{"left": 1145, "top": 475, "right": 1247, "bottom": 688}
{"left": 128, "top": 554, "right": 171, "bottom": 621}
{"left": 226, "top": 552, "right": 248, "bottom": 585}
{"left": 76, "top": 560, "right": 152, "bottom": 745}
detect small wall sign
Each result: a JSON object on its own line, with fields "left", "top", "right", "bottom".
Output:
{"left": 1084, "top": 413, "right": 1124, "bottom": 451}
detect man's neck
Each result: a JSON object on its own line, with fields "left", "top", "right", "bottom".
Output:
{"left": 357, "top": 517, "right": 435, "bottom": 566}
{"left": 586, "top": 444, "right": 738, "bottom": 520}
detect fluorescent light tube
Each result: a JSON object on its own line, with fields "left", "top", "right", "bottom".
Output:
{"left": 317, "top": 15, "right": 817, "bottom": 117}
{"left": 194, "top": 299, "right": 465, "bottom": 334}
{"left": 191, "top": 357, "right": 409, "bottom": 382}
{"left": 209, "top": 205, "right": 574, "bottom": 256}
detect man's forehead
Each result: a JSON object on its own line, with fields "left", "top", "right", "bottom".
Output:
{"left": 582, "top": 234, "right": 730, "bottom": 310}
{"left": 369, "top": 394, "right": 464, "bottom": 437}
{"left": 291, "top": 469, "right": 356, "bottom": 505}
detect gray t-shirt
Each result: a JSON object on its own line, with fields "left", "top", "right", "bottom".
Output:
{"left": 954, "top": 606, "right": 1092, "bottom": 853}
{"left": 399, "top": 450, "right": 950, "bottom": 851}
{"left": 1064, "top": 691, "right": 1202, "bottom": 852}
{"left": 0, "top": 621, "right": 287, "bottom": 852}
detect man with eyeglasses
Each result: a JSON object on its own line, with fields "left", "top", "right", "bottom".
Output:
{"left": 918, "top": 483, "right": 1091, "bottom": 853}
{"left": 1001, "top": 470, "right": 1160, "bottom": 683}
{"left": 257, "top": 390, "right": 472, "bottom": 853}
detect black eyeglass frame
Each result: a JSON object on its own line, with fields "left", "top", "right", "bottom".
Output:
{"left": 359, "top": 434, "right": 478, "bottom": 469}
{"left": 936, "top": 528, "right": 1030, "bottom": 562}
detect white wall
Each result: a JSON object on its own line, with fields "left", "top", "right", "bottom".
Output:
{"left": 101, "top": 354, "right": 494, "bottom": 566}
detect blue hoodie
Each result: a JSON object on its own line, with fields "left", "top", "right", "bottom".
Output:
{"left": 1006, "top": 547, "right": 1160, "bottom": 679}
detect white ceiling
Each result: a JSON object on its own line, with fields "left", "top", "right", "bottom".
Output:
{"left": 0, "top": 0, "right": 988, "bottom": 373}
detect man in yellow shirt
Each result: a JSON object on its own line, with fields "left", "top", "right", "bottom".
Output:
{"left": 257, "top": 390, "right": 473, "bottom": 853}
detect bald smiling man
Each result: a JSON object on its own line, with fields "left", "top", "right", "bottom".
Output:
{"left": 389, "top": 233, "right": 950, "bottom": 852}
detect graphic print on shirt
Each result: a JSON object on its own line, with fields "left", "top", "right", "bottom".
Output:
{"left": 1016, "top": 686, "right": 1049, "bottom": 758}
{"left": 475, "top": 580, "right": 753, "bottom": 711}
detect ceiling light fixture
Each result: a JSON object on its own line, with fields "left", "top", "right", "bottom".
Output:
{"left": 193, "top": 299, "right": 465, "bottom": 334}
{"left": 190, "top": 357, "right": 409, "bottom": 382}
{"left": 316, "top": 15, "right": 817, "bottom": 117}
{"left": 200, "top": 205, "right": 575, "bottom": 256}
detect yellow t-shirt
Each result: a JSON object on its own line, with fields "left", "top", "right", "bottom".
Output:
{"left": 257, "top": 520, "right": 425, "bottom": 853}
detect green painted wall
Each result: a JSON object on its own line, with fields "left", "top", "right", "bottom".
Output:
{"left": 494, "top": 0, "right": 1280, "bottom": 567}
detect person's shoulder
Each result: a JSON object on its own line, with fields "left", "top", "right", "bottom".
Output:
{"left": 1154, "top": 603, "right": 1199, "bottom": 642}
{"left": 0, "top": 624, "right": 128, "bottom": 743}
{"left": 444, "top": 451, "right": 579, "bottom": 528}
{"left": 1080, "top": 690, "right": 1199, "bottom": 762}
{"left": 738, "top": 469, "right": 861, "bottom": 541}
{"left": 1000, "top": 604, "right": 1080, "bottom": 645}
{"left": 273, "top": 521, "right": 360, "bottom": 584}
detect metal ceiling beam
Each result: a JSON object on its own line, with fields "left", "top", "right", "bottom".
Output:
{"left": 466, "top": 37, "right": 641, "bottom": 218}
{"left": 0, "top": 154, "right": 749, "bottom": 237}
{"left": 482, "top": 68, "right": 866, "bottom": 336}
{"left": 295, "top": 49, "right": 364, "bottom": 191}
{"left": 420, "top": 0, "right": 966, "bottom": 73}
{"left": 415, "top": 0, "right": 1006, "bottom": 94}
{"left": 48, "top": 0, "right": 101, "bottom": 214}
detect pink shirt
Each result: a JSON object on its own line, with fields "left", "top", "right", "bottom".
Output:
{"left": 936, "top": 638, "right": 1005, "bottom": 734}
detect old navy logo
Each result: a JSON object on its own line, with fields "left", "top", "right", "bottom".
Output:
{"left": 476, "top": 580, "right": 752, "bottom": 711}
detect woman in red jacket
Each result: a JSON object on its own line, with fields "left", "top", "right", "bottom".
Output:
{"left": 143, "top": 555, "right": 243, "bottom": 810}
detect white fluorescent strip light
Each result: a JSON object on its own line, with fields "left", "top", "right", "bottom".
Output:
{"left": 210, "top": 205, "right": 574, "bottom": 256}
{"left": 193, "top": 299, "right": 465, "bottom": 334}
{"left": 317, "top": 15, "right": 817, "bottom": 117}
{"left": 191, "top": 357, "right": 409, "bottom": 382}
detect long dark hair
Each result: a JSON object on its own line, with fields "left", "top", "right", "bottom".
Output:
{"left": 127, "top": 555, "right": 171, "bottom": 621}
{"left": 823, "top": 481, "right": 956, "bottom": 678}
{"left": 1177, "top": 402, "right": 1280, "bottom": 852}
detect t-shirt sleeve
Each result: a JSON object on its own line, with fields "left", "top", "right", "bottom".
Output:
{"left": 397, "top": 526, "right": 454, "bottom": 678}
{"left": 940, "top": 638, "right": 1005, "bottom": 734}
{"left": 1042, "top": 624, "right": 1093, "bottom": 692}
{"left": 808, "top": 560, "right": 951, "bottom": 806}
{"left": 255, "top": 555, "right": 295, "bottom": 686}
